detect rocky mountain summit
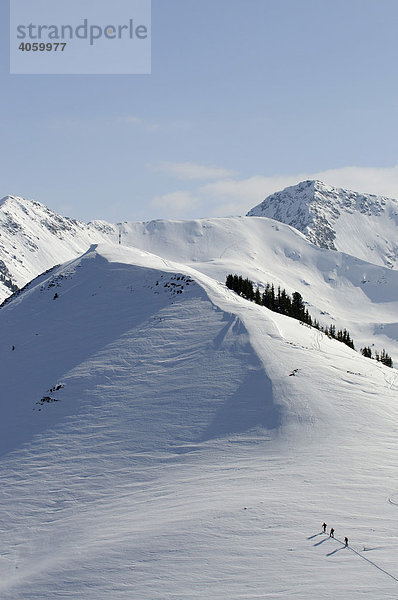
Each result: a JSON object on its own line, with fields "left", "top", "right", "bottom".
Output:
{"left": 247, "top": 180, "right": 398, "bottom": 268}
{"left": 0, "top": 195, "right": 116, "bottom": 301}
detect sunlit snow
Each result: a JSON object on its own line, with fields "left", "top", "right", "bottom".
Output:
{"left": 0, "top": 183, "right": 398, "bottom": 599}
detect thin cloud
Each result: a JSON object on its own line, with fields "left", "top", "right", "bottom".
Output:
{"left": 121, "top": 116, "right": 191, "bottom": 132}
{"left": 313, "top": 164, "right": 398, "bottom": 199}
{"left": 202, "top": 165, "right": 398, "bottom": 215}
{"left": 151, "top": 190, "right": 199, "bottom": 215}
{"left": 154, "top": 161, "right": 236, "bottom": 181}
{"left": 123, "top": 116, "right": 143, "bottom": 125}
{"left": 149, "top": 164, "right": 398, "bottom": 219}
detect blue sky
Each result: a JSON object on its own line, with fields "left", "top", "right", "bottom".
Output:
{"left": 2, "top": 0, "right": 398, "bottom": 222}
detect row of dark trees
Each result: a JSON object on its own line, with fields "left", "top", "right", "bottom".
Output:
{"left": 360, "top": 346, "right": 393, "bottom": 368}
{"left": 225, "top": 273, "right": 393, "bottom": 366}
{"left": 326, "top": 325, "right": 355, "bottom": 349}
{"left": 226, "top": 274, "right": 313, "bottom": 323}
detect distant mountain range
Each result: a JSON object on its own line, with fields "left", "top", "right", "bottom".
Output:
{"left": 1, "top": 180, "right": 398, "bottom": 357}
{"left": 2, "top": 180, "right": 398, "bottom": 303}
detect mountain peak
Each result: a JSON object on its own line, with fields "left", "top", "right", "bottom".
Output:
{"left": 0, "top": 194, "right": 21, "bottom": 208}
{"left": 0, "top": 195, "right": 118, "bottom": 302}
{"left": 247, "top": 179, "right": 341, "bottom": 249}
{"left": 247, "top": 180, "right": 398, "bottom": 266}
{"left": 0, "top": 194, "right": 50, "bottom": 216}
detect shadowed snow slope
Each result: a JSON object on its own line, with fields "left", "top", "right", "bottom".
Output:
{"left": 1, "top": 244, "right": 398, "bottom": 599}
{"left": 0, "top": 244, "right": 282, "bottom": 457}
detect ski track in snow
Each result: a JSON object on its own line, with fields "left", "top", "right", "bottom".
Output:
{"left": 311, "top": 533, "right": 398, "bottom": 583}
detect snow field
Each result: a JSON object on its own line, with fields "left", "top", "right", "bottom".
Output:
{"left": 0, "top": 245, "right": 398, "bottom": 597}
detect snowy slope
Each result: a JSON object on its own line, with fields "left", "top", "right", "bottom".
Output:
{"left": 2, "top": 179, "right": 398, "bottom": 303}
{"left": 247, "top": 180, "right": 398, "bottom": 268}
{"left": 1, "top": 192, "right": 398, "bottom": 370}
{"left": 0, "top": 244, "right": 398, "bottom": 599}
{"left": 116, "top": 216, "right": 398, "bottom": 366}
{"left": 0, "top": 195, "right": 116, "bottom": 301}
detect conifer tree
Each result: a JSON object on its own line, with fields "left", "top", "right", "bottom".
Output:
{"left": 361, "top": 346, "right": 372, "bottom": 358}
{"left": 292, "top": 292, "right": 305, "bottom": 321}
{"left": 226, "top": 274, "right": 234, "bottom": 290}
{"left": 225, "top": 274, "right": 369, "bottom": 358}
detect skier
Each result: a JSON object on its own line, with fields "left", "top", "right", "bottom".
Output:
{"left": 344, "top": 536, "right": 348, "bottom": 547}
{"left": 322, "top": 522, "right": 327, "bottom": 533}
{"left": 329, "top": 527, "right": 335, "bottom": 538}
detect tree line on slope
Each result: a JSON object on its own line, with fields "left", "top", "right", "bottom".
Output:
{"left": 360, "top": 346, "right": 393, "bottom": 367}
{"left": 225, "top": 274, "right": 393, "bottom": 368}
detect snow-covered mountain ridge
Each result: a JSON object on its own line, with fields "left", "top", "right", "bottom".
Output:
{"left": 2, "top": 187, "right": 398, "bottom": 364}
{"left": 247, "top": 180, "right": 398, "bottom": 268}
{"left": 113, "top": 215, "right": 398, "bottom": 366}
{"left": 0, "top": 195, "right": 117, "bottom": 301}
{"left": 1, "top": 184, "right": 398, "bottom": 598}
{"left": 2, "top": 179, "right": 398, "bottom": 304}
{"left": 1, "top": 243, "right": 398, "bottom": 599}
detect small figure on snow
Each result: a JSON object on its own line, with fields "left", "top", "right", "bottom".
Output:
{"left": 329, "top": 527, "right": 335, "bottom": 538}
{"left": 322, "top": 522, "right": 327, "bottom": 533}
{"left": 11, "top": 345, "right": 15, "bottom": 351}
{"left": 344, "top": 536, "right": 348, "bottom": 547}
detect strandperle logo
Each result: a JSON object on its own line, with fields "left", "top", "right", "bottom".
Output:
{"left": 16, "top": 18, "right": 148, "bottom": 46}
{"left": 11, "top": 0, "right": 151, "bottom": 75}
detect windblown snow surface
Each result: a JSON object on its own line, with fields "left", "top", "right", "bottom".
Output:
{"left": 1, "top": 244, "right": 398, "bottom": 599}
